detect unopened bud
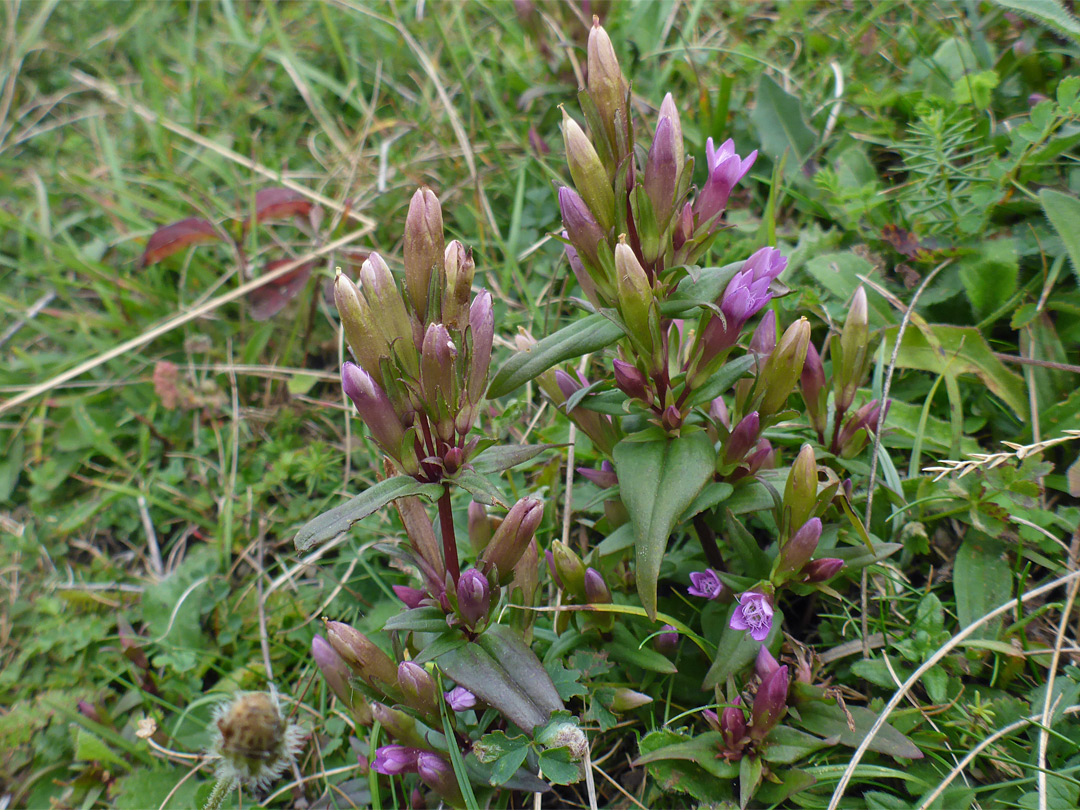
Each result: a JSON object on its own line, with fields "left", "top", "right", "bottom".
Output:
{"left": 614, "top": 237, "right": 654, "bottom": 348}
{"left": 724, "top": 411, "right": 760, "bottom": 466}
{"left": 586, "top": 16, "right": 629, "bottom": 155}
{"left": 398, "top": 662, "right": 438, "bottom": 717}
{"left": 802, "top": 557, "right": 845, "bottom": 583}
{"left": 644, "top": 113, "right": 679, "bottom": 227}
{"left": 709, "top": 396, "right": 731, "bottom": 429}
{"left": 720, "top": 698, "right": 748, "bottom": 754}
{"left": 559, "top": 186, "right": 606, "bottom": 269}
{"left": 578, "top": 461, "right": 617, "bottom": 489}
{"left": 312, "top": 634, "right": 354, "bottom": 709}
{"left": 654, "top": 625, "right": 679, "bottom": 654}
{"left": 417, "top": 752, "right": 464, "bottom": 805}
{"left": 749, "top": 310, "right": 777, "bottom": 359}
{"left": 562, "top": 111, "right": 614, "bottom": 232}
{"left": 551, "top": 540, "right": 586, "bottom": 599}
{"left": 392, "top": 585, "right": 427, "bottom": 609}
{"left": 801, "top": 340, "right": 827, "bottom": 438}
{"left": 583, "top": 567, "right": 612, "bottom": 604}
{"left": 834, "top": 286, "right": 869, "bottom": 413}
{"left": 757, "top": 317, "right": 810, "bottom": 415}
{"left": 775, "top": 517, "right": 823, "bottom": 581}
{"left": 359, "top": 254, "right": 414, "bottom": 365}
{"left": 480, "top": 497, "right": 543, "bottom": 584}
{"left": 456, "top": 569, "right": 491, "bottom": 629}
{"left": 403, "top": 188, "right": 444, "bottom": 322}
{"left": 613, "top": 358, "right": 648, "bottom": 401}
{"left": 341, "top": 363, "right": 407, "bottom": 465}
{"left": 466, "top": 291, "right": 494, "bottom": 407}
{"left": 370, "top": 704, "right": 425, "bottom": 749}
{"left": 420, "top": 323, "right": 457, "bottom": 429}
{"left": 565, "top": 242, "right": 603, "bottom": 308}
{"left": 610, "top": 688, "right": 653, "bottom": 712}
{"left": 784, "top": 444, "right": 819, "bottom": 535}
{"left": 442, "top": 240, "right": 474, "bottom": 330}
{"left": 468, "top": 501, "right": 492, "bottom": 554}
{"left": 325, "top": 621, "right": 399, "bottom": 694}
{"left": 746, "top": 439, "right": 774, "bottom": 475}
{"left": 750, "top": 665, "right": 789, "bottom": 742}
{"left": 335, "top": 273, "right": 387, "bottom": 385}
{"left": 661, "top": 404, "right": 682, "bottom": 431}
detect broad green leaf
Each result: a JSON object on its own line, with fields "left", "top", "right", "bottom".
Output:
{"left": 754, "top": 767, "right": 815, "bottom": 804}
{"left": 613, "top": 432, "right": 716, "bottom": 619}
{"left": 954, "top": 534, "right": 1012, "bottom": 639}
{"left": 537, "top": 747, "right": 581, "bottom": 785}
{"left": 487, "top": 314, "right": 622, "bottom": 398}
{"left": 679, "top": 482, "right": 734, "bottom": 522}
{"left": 605, "top": 623, "right": 677, "bottom": 675}
{"left": 477, "top": 624, "right": 565, "bottom": 715}
{"left": 1040, "top": 188, "right": 1080, "bottom": 282}
{"left": 470, "top": 444, "right": 556, "bottom": 474}
{"left": 383, "top": 606, "right": 450, "bottom": 633}
{"left": 635, "top": 731, "right": 740, "bottom": 779}
{"left": 881, "top": 323, "right": 1028, "bottom": 419}
{"left": 796, "top": 702, "right": 923, "bottom": 760}
{"left": 489, "top": 746, "right": 530, "bottom": 786}
{"left": 436, "top": 641, "right": 550, "bottom": 733}
{"left": 726, "top": 480, "right": 776, "bottom": 514}
{"left": 685, "top": 355, "right": 757, "bottom": 407}
{"left": 636, "top": 730, "right": 735, "bottom": 803}
{"left": 760, "top": 725, "right": 831, "bottom": 764}
{"left": 804, "top": 252, "right": 893, "bottom": 326}
{"left": 751, "top": 75, "right": 818, "bottom": 173}
{"left": 958, "top": 239, "right": 1018, "bottom": 316}
{"left": 294, "top": 476, "right": 442, "bottom": 552}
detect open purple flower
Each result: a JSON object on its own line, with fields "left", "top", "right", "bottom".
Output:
{"left": 694, "top": 137, "right": 758, "bottom": 225}
{"left": 730, "top": 591, "right": 774, "bottom": 641}
{"left": 697, "top": 247, "right": 787, "bottom": 363}
{"left": 444, "top": 686, "right": 477, "bottom": 712}
{"left": 688, "top": 568, "right": 724, "bottom": 600}
{"left": 372, "top": 745, "right": 420, "bottom": 775}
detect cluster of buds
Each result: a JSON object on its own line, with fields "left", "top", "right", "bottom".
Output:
{"left": 371, "top": 746, "right": 463, "bottom": 806}
{"left": 336, "top": 188, "right": 493, "bottom": 481}
{"left": 800, "top": 287, "right": 889, "bottom": 458}
{"left": 704, "top": 647, "right": 790, "bottom": 763}
{"left": 545, "top": 540, "right": 614, "bottom": 634}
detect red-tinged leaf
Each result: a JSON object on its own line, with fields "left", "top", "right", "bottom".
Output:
{"left": 254, "top": 187, "right": 313, "bottom": 223}
{"left": 247, "top": 259, "right": 313, "bottom": 320}
{"left": 141, "top": 218, "right": 221, "bottom": 267}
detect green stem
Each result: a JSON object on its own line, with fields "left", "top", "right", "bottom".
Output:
{"left": 202, "top": 775, "right": 236, "bottom": 810}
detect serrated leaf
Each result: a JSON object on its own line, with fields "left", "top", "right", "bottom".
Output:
{"left": 74, "top": 727, "right": 126, "bottom": 767}
{"left": 294, "top": 477, "right": 443, "bottom": 552}
{"left": 470, "top": 444, "right": 556, "bottom": 474}
{"left": 613, "top": 432, "right": 716, "bottom": 619}
{"left": 992, "top": 0, "right": 1080, "bottom": 44}
{"left": 475, "top": 730, "right": 530, "bottom": 763}
{"left": 487, "top": 314, "right": 623, "bottom": 398}
{"left": 954, "top": 534, "right": 1012, "bottom": 639}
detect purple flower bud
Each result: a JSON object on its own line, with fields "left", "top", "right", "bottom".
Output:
{"left": 420, "top": 323, "right": 458, "bottom": 429}
{"left": 802, "top": 557, "right": 845, "bottom": 583}
{"left": 417, "top": 752, "right": 463, "bottom": 805}
{"left": 614, "top": 237, "right": 654, "bottom": 346}
{"left": 392, "top": 585, "right": 427, "bottom": 610}
{"left": 755, "top": 645, "right": 780, "bottom": 680}
{"left": 709, "top": 396, "right": 731, "bottom": 429}
{"left": 312, "top": 634, "right": 354, "bottom": 708}
{"left": 545, "top": 549, "right": 563, "bottom": 589}
{"left": 749, "top": 310, "right": 776, "bottom": 359}
{"left": 467, "top": 290, "right": 494, "bottom": 409}
{"left": 703, "top": 708, "right": 721, "bottom": 732}
{"left": 398, "top": 661, "right": 438, "bottom": 716}
{"left": 403, "top": 188, "right": 444, "bottom": 322}
{"left": 341, "top": 362, "right": 408, "bottom": 466}
{"left": 776, "top": 517, "right": 823, "bottom": 580}
{"left": 834, "top": 286, "right": 870, "bottom": 414}
{"left": 654, "top": 624, "right": 679, "bottom": 653}
{"left": 456, "top": 569, "right": 491, "bottom": 629}
{"left": 720, "top": 697, "right": 748, "bottom": 754}
{"left": 613, "top": 358, "right": 649, "bottom": 401}
{"left": 578, "top": 460, "right": 617, "bottom": 489}
{"left": 610, "top": 688, "right": 654, "bottom": 711}
{"left": 837, "top": 399, "right": 891, "bottom": 458}
{"left": 562, "top": 111, "right": 614, "bottom": 232}
{"left": 730, "top": 591, "right": 774, "bottom": 642}
{"left": 687, "top": 568, "right": 724, "bottom": 600}
{"left": 444, "top": 686, "right": 477, "bottom": 712}
{"left": 554, "top": 369, "right": 580, "bottom": 400}
{"left": 661, "top": 404, "right": 683, "bottom": 431}
{"left": 672, "top": 201, "right": 693, "bottom": 251}
{"left": 78, "top": 700, "right": 102, "bottom": 724}
{"left": 370, "top": 703, "right": 425, "bottom": 748}
{"left": 693, "top": 138, "right": 757, "bottom": 226}
{"left": 564, "top": 241, "right": 603, "bottom": 308}
{"left": 480, "top": 497, "right": 543, "bottom": 585}
{"left": 372, "top": 745, "right": 420, "bottom": 775}
{"left": 644, "top": 114, "right": 679, "bottom": 227}
{"left": 724, "top": 411, "right": 760, "bottom": 466}
{"left": 746, "top": 439, "right": 774, "bottom": 475}
{"left": 750, "top": 665, "right": 789, "bottom": 742}
{"left": 559, "top": 186, "right": 606, "bottom": 269}
{"left": 658, "top": 93, "right": 685, "bottom": 179}
{"left": 801, "top": 340, "right": 827, "bottom": 438}
{"left": 584, "top": 567, "right": 612, "bottom": 604}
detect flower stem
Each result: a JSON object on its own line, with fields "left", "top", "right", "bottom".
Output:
{"left": 202, "top": 775, "right": 236, "bottom": 810}
{"left": 438, "top": 486, "right": 460, "bottom": 584}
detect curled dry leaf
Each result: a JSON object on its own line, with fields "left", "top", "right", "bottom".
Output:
{"left": 247, "top": 259, "right": 313, "bottom": 321}
{"left": 140, "top": 217, "right": 221, "bottom": 268}
{"left": 254, "top": 187, "right": 314, "bottom": 223}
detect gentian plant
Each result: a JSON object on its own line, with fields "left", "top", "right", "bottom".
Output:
{"left": 297, "top": 16, "right": 921, "bottom": 807}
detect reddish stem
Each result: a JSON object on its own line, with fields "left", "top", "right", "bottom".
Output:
{"left": 438, "top": 486, "right": 460, "bottom": 584}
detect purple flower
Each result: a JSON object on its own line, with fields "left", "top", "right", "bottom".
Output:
{"left": 698, "top": 247, "right": 787, "bottom": 362}
{"left": 688, "top": 569, "right": 724, "bottom": 600}
{"left": 444, "top": 686, "right": 477, "bottom": 711}
{"left": 456, "top": 569, "right": 491, "bottom": 629}
{"left": 730, "top": 591, "right": 774, "bottom": 641}
{"left": 694, "top": 138, "right": 758, "bottom": 225}
{"left": 372, "top": 745, "right": 420, "bottom": 775}
{"left": 654, "top": 624, "right": 679, "bottom": 653}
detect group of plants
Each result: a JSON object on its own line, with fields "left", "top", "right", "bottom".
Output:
{"left": 4, "top": 2, "right": 1080, "bottom": 809}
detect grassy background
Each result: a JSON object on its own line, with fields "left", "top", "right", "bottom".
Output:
{"left": 2, "top": 1, "right": 1080, "bottom": 808}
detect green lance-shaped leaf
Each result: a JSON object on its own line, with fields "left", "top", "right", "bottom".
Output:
{"left": 294, "top": 477, "right": 443, "bottom": 552}
{"left": 796, "top": 701, "right": 923, "bottom": 760}
{"left": 613, "top": 432, "right": 716, "bottom": 620}
{"left": 1040, "top": 188, "right": 1080, "bottom": 283}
